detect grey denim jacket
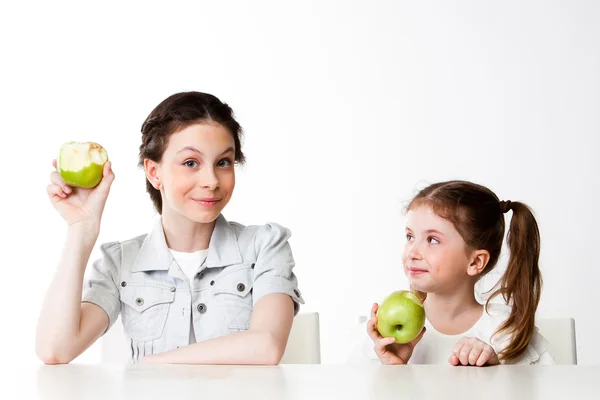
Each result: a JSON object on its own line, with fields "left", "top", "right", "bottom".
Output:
{"left": 81, "top": 214, "right": 304, "bottom": 362}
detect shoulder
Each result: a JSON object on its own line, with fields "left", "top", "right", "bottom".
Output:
{"left": 93, "top": 233, "right": 148, "bottom": 269}
{"left": 226, "top": 218, "right": 292, "bottom": 252}
{"left": 253, "top": 222, "right": 292, "bottom": 247}
{"left": 228, "top": 219, "right": 290, "bottom": 237}
{"left": 479, "top": 302, "right": 512, "bottom": 330}
{"left": 98, "top": 233, "right": 148, "bottom": 255}
{"left": 117, "top": 233, "right": 148, "bottom": 251}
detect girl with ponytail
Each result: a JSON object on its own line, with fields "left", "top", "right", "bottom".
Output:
{"left": 351, "top": 180, "right": 554, "bottom": 366}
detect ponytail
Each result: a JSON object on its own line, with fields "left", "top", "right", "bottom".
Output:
{"left": 487, "top": 201, "right": 542, "bottom": 362}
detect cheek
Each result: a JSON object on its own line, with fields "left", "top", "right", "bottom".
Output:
{"left": 422, "top": 248, "right": 445, "bottom": 274}
{"left": 165, "top": 169, "right": 194, "bottom": 193}
{"left": 219, "top": 170, "right": 235, "bottom": 192}
{"left": 401, "top": 244, "right": 411, "bottom": 264}
{"left": 429, "top": 248, "right": 468, "bottom": 276}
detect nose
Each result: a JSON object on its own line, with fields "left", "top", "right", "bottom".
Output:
{"left": 406, "top": 239, "right": 423, "bottom": 261}
{"left": 199, "top": 166, "right": 219, "bottom": 190}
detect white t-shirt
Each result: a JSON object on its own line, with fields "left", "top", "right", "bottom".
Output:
{"left": 169, "top": 248, "right": 208, "bottom": 345}
{"left": 347, "top": 302, "right": 555, "bottom": 365}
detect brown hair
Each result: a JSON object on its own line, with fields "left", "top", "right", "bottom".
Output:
{"left": 138, "top": 91, "right": 246, "bottom": 214}
{"left": 407, "top": 180, "right": 542, "bottom": 362}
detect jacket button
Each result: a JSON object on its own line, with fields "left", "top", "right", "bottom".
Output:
{"left": 210, "top": 280, "right": 215, "bottom": 286}
{"left": 197, "top": 303, "right": 207, "bottom": 314}
{"left": 251, "top": 263, "right": 255, "bottom": 269}
{"left": 121, "top": 281, "right": 127, "bottom": 287}
{"left": 135, "top": 298, "right": 144, "bottom": 306}
{"left": 237, "top": 283, "right": 245, "bottom": 292}
{"left": 170, "top": 286, "right": 176, "bottom": 292}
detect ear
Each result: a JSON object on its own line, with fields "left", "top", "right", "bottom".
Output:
{"left": 466, "top": 250, "right": 490, "bottom": 277}
{"left": 144, "top": 159, "right": 161, "bottom": 190}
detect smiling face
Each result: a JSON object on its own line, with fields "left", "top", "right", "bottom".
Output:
{"left": 402, "top": 205, "right": 477, "bottom": 294}
{"left": 144, "top": 122, "right": 236, "bottom": 224}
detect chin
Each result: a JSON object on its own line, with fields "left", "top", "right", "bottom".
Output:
{"left": 184, "top": 209, "right": 223, "bottom": 224}
{"left": 408, "top": 280, "right": 431, "bottom": 293}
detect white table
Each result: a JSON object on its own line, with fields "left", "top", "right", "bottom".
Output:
{"left": 4, "top": 363, "right": 599, "bottom": 399}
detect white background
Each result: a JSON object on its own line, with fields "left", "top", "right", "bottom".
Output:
{"left": 0, "top": 0, "right": 598, "bottom": 367}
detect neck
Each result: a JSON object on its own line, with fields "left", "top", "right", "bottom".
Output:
{"left": 424, "top": 282, "right": 482, "bottom": 335}
{"left": 160, "top": 208, "right": 215, "bottom": 252}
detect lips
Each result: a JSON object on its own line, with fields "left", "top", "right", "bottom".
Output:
{"left": 408, "top": 267, "right": 428, "bottom": 276}
{"left": 192, "top": 197, "right": 222, "bottom": 206}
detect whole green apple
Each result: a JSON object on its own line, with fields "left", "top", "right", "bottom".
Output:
{"left": 57, "top": 141, "right": 108, "bottom": 189}
{"left": 376, "top": 290, "right": 426, "bottom": 344}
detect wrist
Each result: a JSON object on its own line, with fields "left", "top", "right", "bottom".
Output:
{"left": 66, "top": 222, "right": 100, "bottom": 248}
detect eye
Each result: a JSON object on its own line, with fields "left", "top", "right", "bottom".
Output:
{"left": 428, "top": 237, "right": 440, "bottom": 244}
{"left": 184, "top": 160, "right": 198, "bottom": 168}
{"left": 406, "top": 234, "right": 414, "bottom": 241}
{"left": 217, "top": 158, "right": 232, "bottom": 168}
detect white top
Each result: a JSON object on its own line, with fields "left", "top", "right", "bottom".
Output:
{"left": 347, "top": 302, "right": 555, "bottom": 365}
{"left": 169, "top": 248, "right": 208, "bottom": 345}
{"left": 17, "top": 364, "right": 600, "bottom": 400}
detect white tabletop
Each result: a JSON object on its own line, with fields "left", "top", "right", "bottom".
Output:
{"left": 4, "top": 363, "right": 599, "bottom": 399}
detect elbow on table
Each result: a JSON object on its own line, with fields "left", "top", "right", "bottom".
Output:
{"left": 37, "top": 350, "right": 73, "bottom": 365}
{"left": 36, "top": 342, "right": 75, "bottom": 365}
{"left": 260, "top": 332, "right": 288, "bottom": 366}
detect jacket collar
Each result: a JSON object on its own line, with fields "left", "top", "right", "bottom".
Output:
{"left": 132, "top": 214, "right": 242, "bottom": 272}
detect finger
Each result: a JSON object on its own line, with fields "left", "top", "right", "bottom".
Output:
{"left": 370, "top": 303, "right": 378, "bottom": 319}
{"left": 459, "top": 345, "right": 471, "bottom": 366}
{"left": 367, "top": 316, "right": 382, "bottom": 341}
{"left": 47, "top": 184, "right": 66, "bottom": 199}
{"left": 104, "top": 160, "right": 112, "bottom": 176}
{"left": 449, "top": 354, "right": 460, "bottom": 366}
{"left": 49, "top": 171, "right": 71, "bottom": 194}
{"left": 52, "top": 159, "right": 57, "bottom": 169}
{"left": 452, "top": 339, "right": 466, "bottom": 358}
{"left": 477, "top": 346, "right": 497, "bottom": 366}
{"left": 488, "top": 350, "right": 500, "bottom": 365}
{"left": 469, "top": 346, "right": 484, "bottom": 366}
{"left": 375, "top": 337, "right": 396, "bottom": 353}
{"left": 96, "top": 161, "right": 115, "bottom": 192}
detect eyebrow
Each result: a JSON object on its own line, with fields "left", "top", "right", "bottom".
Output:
{"left": 406, "top": 227, "right": 445, "bottom": 236}
{"left": 176, "top": 146, "right": 235, "bottom": 156}
{"left": 425, "top": 229, "right": 445, "bottom": 236}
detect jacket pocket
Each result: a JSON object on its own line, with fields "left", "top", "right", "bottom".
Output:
{"left": 212, "top": 267, "right": 253, "bottom": 330}
{"left": 120, "top": 283, "right": 175, "bottom": 342}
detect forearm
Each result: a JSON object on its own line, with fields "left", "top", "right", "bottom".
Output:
{"left": 36, "top": 226, "right": 97, "bottom": 361}
{"left": 143, "top": 329, "right": 284, "bottom": 365}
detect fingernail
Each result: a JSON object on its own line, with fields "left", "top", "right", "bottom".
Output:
{"left": 63, "top": 186, "right": 71, "bottom": 193}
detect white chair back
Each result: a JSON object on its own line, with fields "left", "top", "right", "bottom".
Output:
{"left": 280, "top": 312, "right": 321, "bottom": 364}
{"left": 536, "top": 317, "right": 577, "bottom": 365}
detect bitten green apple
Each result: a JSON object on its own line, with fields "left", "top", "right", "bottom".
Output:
{"left": 57, "top": 142, "right": 108, "bottom": 189}
{"left": 376, "top": 290, "right": 426, "bottom": 344}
